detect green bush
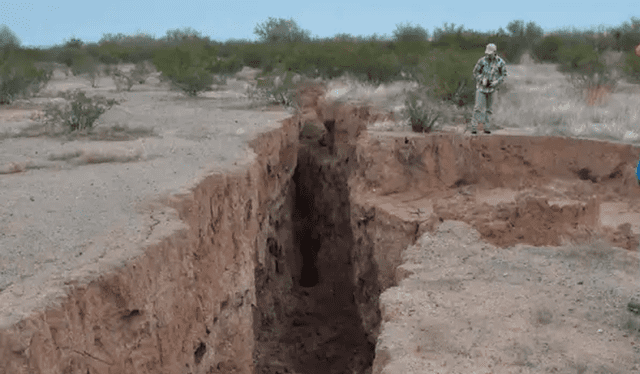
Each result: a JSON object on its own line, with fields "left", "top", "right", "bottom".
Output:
{"left": 557, "top": 44, "right": 605, "bottom": 75}
{"left": 623, "top": 49, "right": 640, "bottom": 83}
{"left": 168, "top": 67, "right": 214, "bottom": 96}
{"left": 532, "top": 35, "right": 564, "bottom": 62}
{"left": 558, "top": 44, "right": 618, "bottom": 102}
{"left": 392, "top": 22, "right": 429, "bottom": 42}
{"left": 349, "top": 43, "right": 402, "bottom": 84}
{"left": 242, "top": 48, "right": 265, "bottom": 69}
{"left": 71, "top": 53, "right": 100, "bottom": 87}
{"left": 152, "top": 42, "right": 216, "bottom": 96}
{"left": 42, "top": 90, "right": 118, "bottom": 132}
{"left": 253, "top": 17, "right": 312, "bottom": 44}
{"left": 0, "top": 51, "right": 52, "bottom": 104}
{"left": 0, "top": 25, "right": 20, "bottom": 50}
{"left": 414, "top": 47, "right": 477, "bottom": 107}
{"left": 206, "top": 55, "right": 243, "bottom": 76}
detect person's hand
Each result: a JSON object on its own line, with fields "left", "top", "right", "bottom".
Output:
{"left": 482, "top": 78, "right": 488, "bottom": 87}
{"left": 490, "top": 80, "right": 499, "bottom": 88}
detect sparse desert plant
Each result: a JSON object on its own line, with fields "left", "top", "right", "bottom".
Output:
{"left": 252, "top": 70, "right": 302, "bottom": 109}
{"left": 404, "top": 89, "right": 442, "bottom": 133}
{"left": 42, "top": 89, "right": 118, "bottom": 132}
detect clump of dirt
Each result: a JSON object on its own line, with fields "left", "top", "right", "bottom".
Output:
{"left": 434, "top": 194, "right": 601, "bottom": 248}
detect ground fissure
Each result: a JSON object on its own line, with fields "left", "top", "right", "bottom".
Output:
{"left": 2, "top": 79, "right": 640, "bottom": 373}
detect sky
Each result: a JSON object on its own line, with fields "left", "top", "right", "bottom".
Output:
{"left": 1, "top": 0, "right": 638, "bottom": 49}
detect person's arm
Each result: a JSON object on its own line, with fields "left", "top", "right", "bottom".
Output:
{"left": 491, "top": 59, "right": 507, "bottom": 87}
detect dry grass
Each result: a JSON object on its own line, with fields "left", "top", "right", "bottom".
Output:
{"left": 316, "top": 61, "right": 640, "bottom": 142}
{"left": 492, "top": 63, "right": 640, "bottom": 143}
{"left": 0, "top": 122, "right": 155, "bottom": 141}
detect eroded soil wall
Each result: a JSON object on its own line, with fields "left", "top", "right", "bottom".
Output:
{"left": 347, "top": 129, "right": 640, "bottom": 347}
{"left": 0, "top": 116, "right": 300, "bottom": 374}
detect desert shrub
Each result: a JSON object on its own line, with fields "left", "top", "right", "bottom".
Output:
{"left": 71, "top": 53, "right": 100, "bottom": 87}
{"left": 281, "top": 41, "right": 402, "bottom": 84}
{"left": 392, "top": 22, "right": 429, "bottom": 42}
{"left": 622, "top": 49, "right": 640, "bottom": 83}
{"left": 349, "top": 43, "right": 402, "bottom": 84}
{"left": 167, "top": 67, "right": 214, "bottom": 96}
{"left": 404, "top": 89, "right": 442, "bottom": 133}
{"left": 532, "top": 35, "right": 564, "bottom": 62}
{"left": 241, "top": 47, "right": 267, "bottom": 69}
{"left": 206, "top": 55, "right": 243, "bottom": 76}
{"left": 413, "top": 47, "right": 477, "bottom": 107}
{"left": 0, "top": 51, "right": 52, "bottom": 104}
{"left": 558, "top": 44, "right": 617, "bottom": 103}
{"left": 557, "top": 44, "right": 604, "bottom": 75}
{"left": 152, "top": 42, "right": 216, "bottom": 96}
{"left": 0, "top": 25, "right": 20, "bottom": 51}
{"left": 253, "top": 17, "right": 312, "bottom": 44}
{"left": 255, "top": 70, "right": 301, "bottom": 108}
{"left": 42, "top": 89, "right": 118, "bottom": 132}
{"left": 282, "top": 43, "right": 330, "bottom": 78}
{"left": 96, "top": 42, "right": 121, "bottom": 64}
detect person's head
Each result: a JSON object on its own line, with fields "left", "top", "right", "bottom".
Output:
{"left": 485, "top": 43, "right": 497, "bottom": 59}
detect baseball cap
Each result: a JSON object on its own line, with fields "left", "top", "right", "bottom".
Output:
{"left": 485, "top": 43, "right": 497, "bottom": 55}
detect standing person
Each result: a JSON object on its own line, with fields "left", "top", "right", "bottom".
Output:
{"left": 470, "top": 43, "right": 507, "bottom": 135}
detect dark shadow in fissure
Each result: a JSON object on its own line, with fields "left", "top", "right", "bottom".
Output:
{"left": 285, "top": 148, "right": 375, "bottom": 374}
{"left": 292, "top": 165, "right": 320, "bottom": 288}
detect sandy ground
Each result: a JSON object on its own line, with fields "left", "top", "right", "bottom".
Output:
{"left": 377, "top": 220, "right": 640, "bottom": 373}
{"left": 0, "top": 68, "right": 291, "bottom": 328}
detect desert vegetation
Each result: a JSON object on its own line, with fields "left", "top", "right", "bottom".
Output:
{"left": 0, "top": 17, "right": 639, "bottom": 140}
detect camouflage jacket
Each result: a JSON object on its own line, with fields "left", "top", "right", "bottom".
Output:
{"left": 473, "top": 55, "right": 507, "bottom": 93}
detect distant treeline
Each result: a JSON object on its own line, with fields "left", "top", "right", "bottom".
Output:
{"left": 1, "top": 17, "right": 639, "bottom": 104}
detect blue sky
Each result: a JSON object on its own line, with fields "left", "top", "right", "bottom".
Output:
{"left": 1, "top": 0, "right": 638, "bottom": 48}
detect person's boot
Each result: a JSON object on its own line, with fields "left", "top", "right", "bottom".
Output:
{"left": 483, "top": 129, "right": 491, "bottom": 134}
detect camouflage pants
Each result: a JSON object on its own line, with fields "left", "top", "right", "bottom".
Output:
{"left": 471, "top": 90, "right": 494, "bottom": 132}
